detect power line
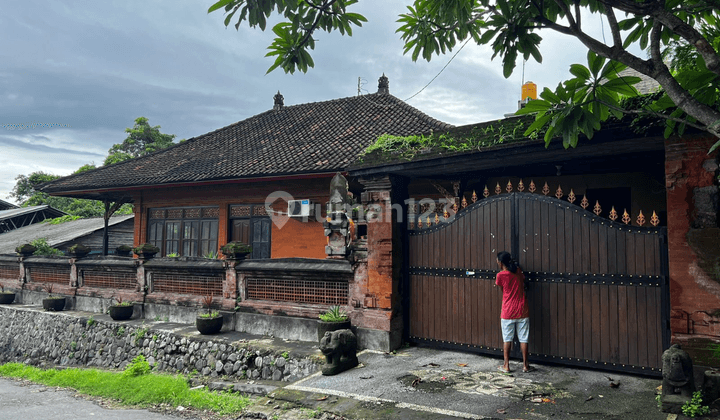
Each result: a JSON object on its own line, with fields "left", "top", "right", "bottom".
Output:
{"left": 404, "top": 38, "right": 472, "bottom": 102}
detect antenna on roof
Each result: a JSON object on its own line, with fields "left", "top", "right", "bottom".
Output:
{"left": 358, "top": 77, "right": 361, "bottom": 96}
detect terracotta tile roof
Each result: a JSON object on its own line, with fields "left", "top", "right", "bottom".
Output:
{"left": 41, "top": 92, "right": 452, "bottom": 195}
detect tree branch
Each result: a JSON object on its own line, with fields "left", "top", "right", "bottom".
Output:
{"left": 604, "top": 6, "right": 623, "bottom": 48}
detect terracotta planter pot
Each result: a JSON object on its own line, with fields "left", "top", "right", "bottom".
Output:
{"left": 0, "top": 293, "right": 15, "bottom": 304}
{"left": 43, "top": 297, "right": 66, "bottom": 311}
{"left": 109, "top": 305, "right": 134, "bottom": 321}
{"left": 196, "top": 315, "right": 223, "bottom": 335}
{"left": 317, "top": 320, "right": 351, "bottom": 342}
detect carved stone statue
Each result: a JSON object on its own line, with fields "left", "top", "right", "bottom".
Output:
{"left": 324, "top": 173, "right": 352, "bottom": 258}
{"left": 319, "top": 329, "right": 358, "bottom": 375}
{"left": 661, "top": 344, "right": 696, "bottom": 413}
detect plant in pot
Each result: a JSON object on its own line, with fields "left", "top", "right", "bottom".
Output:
{"left": 67, "top": 243, "right": 91, "bottom": 258}
{"left": 133, "top": 243, "right": 160, "bottom": 259}
{"left": 317, "top": 305, "right": 351, "bottom": 342}
{"left": 15, "top": 243, "right": 37, "bottom": 257}
{"left": 196, "top": 294, "right": 223, "bottom": 335}
{"left": 220, "top": 241, "right": 252, "bottom": 260}
{"left": 42, "top": 283, "right": 66, "bottom": 311}
{"left": 109, "top": 296, "right": 134, "bottom": 321}
{"left": 0, "top": 285, "right": 16, "bottom": 304}
{"left": 115, "top": 245, "right": 132, "bottom": 257}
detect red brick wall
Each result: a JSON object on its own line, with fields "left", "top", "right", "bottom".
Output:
{"left": 665, "top": 134, "right": 720, "bottom": 361}
{"left": 130, "top": 176, "right": 332, "bottom": 259}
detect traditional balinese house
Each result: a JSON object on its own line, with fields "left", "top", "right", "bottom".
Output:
{"left": 36, "top": 76, "right": 452, "bottom": 349}
{"left": 29, "top": 74, "right": 720, "bottom": 370}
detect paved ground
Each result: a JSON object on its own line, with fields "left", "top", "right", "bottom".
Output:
{"left": 0, "top": 378, "right": 179, "bottom": 420}
{"left": 270, "top": 346, "right": 672, "bottom": 420}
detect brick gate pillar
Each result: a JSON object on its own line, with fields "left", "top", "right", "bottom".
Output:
{"left": 352, "top": 174, "right": 408, "bottom": 351}
{"left": 665, "top": 134, "right": 720, "bottom": 365}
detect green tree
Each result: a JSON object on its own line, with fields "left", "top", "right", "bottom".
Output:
{"left": 8, "top": 168, "right": 131, "bottom": 218}
{"left": 104, "top": 117, "right": 176, "bottom": 166}
{"left": 210, "top": 0, "right": 720, "bottom": 151}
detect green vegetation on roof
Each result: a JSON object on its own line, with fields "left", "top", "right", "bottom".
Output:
{"left": 358, "top": 116, "right": 539, "bottom": 165}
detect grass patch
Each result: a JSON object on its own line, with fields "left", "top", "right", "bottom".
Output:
{"left": 0, "top": 362, "right": 251, "bottom": 415}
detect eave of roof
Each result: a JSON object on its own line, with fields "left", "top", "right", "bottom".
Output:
{"left": 0, "top": 205, "right": 67, "bottom": 221}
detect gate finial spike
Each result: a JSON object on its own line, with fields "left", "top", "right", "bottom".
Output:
{"left": 529, "top": 180, "right": 536, "bottom": 193}
{"left": 495, "top": 182, "right": 502, "bottom": 195}
{"left": 555, "top": 185, "right": 563, "bottom": 199}
{"left": 444, "top": 208, "right": 449, "bottom": 219}
{"left": 593, "top": 200, "right": 602, "bottom": 216}
{"left": 581, "top": 195, "right": 589, "bottom": 209}
{"left": 609, "top": 206, "right": 618, "bottom": 221}
{"left": 518, "top": 179, "right": 525, "bottom": 192}
{"left": 471, "top": 190, "right": 478, "bottom": 203}
{"left": 542, "top": 182, "right": 550, "bottom": 195}
{"left": 461, "top": 196, "right": 468, "bottom": 208}
{"left": 622, "top": 209, "right": 631, "bottom": 225}
{"left": 435, "top": 213, "right": 440, "bottom": 224}
{"left": 506, "top": 180, "right": 513, "bottom": 193}
{"left": 568, "top": 189, "right": 576, "bottom": 204}
{"left": 651, "top": 211, "right": 660, "bottom": 226}
{"left": 636, "top": 210, "right": 646, "bottom": 226}
{"left": 483, "top": 185, "right": 490, "bottom": 198}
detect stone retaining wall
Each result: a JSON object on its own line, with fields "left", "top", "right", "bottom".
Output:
{"left": 0, "top": 306, "right": 319, "bottom": 382}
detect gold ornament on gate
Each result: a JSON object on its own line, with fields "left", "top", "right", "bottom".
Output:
{"left": 506, "top": 180, "right": 513, "bottom": 193}
{"left": 622, "top": 209, "right": 630, "bottom": 225}
{"left": 409, "top": 222, "right": 415, "bottom": 230}
{"left": 518, "top": 179, "right": 525, "bottom": 192}
{"left": 581, "top": 195, "right": 589, "bottom": 209}
{"left": 495, "top": 182, "right": 501, "bottom": 195}
{"left": 483, "top": 185, "right": 490, "bottom": 198}
{"left": 593, "top": 200, "right": 602, "bottom": 216}
{"left": 542, "top": 182, "right": 550, "bottom": 195}
{"left": 636, "top": 210, "right": 646, "bottom": 226}
{"left": 435, "top": 213, "right": 440, "bottom": 224}
{"left": 427, "top": 216, "right": 432, "bottom": 226}
{"left": 529, "top": 180, "right": 536, "bottom": 193}
{"left": 461, "top": 196, "right": 468, "bottom": 208}
{"left": 568, "top": 189, "right": 576, "bottom": 203}
{"left": 444, "top": 208, "right": 450, "bottom": 220}
{"left": 471, "top": 190, "right": 478, "bottom": 203}
{"left": 609, "top": 206, "right": 618, "bottom": 221}
{"left": 417, "top": 218, "right": 423, "bottom": 229}
{"left": 651, "top": 211, "right": 660, "bottom": 227}
{"left": 555, "top": 185, "right": 563, "bottom": 199}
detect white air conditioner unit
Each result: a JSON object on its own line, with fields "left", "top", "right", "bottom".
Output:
{"left": 288, "top": 199, "right": 314, "bottom": 218}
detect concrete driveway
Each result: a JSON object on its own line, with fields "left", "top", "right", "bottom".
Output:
{"left": 283, "top": 346, "right": 668, "bottom": 420}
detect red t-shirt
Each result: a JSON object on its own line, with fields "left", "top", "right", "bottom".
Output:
{"left": 495, "top": 269, "right": 528, "bottom": 319}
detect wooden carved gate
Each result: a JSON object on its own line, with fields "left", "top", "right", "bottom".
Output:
{"left": 407, "top": 191, "right": 669, "bottom": 375}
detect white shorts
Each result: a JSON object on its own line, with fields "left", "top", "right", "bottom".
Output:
{"left": 501, "top": 317, "right": 529, "bottom": 343}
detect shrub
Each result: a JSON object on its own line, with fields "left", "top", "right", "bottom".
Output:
{"left": 30, "top": 238, "right": 63, "bottom": 256}
{"left": 318, "top": 305, "right": 348, "bottom": 322}
{"left": 123, "top": 355, "right": 151, "bottom": 377}
{"left": 681, "top": 391, "right": 710, "bottom": 417}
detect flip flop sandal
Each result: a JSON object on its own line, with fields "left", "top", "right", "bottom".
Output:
{"left": 497, "top": 366, "right": 511, "bottom": 373}
{"left": 523, "top": 366, "right": 535, "bottom": 373}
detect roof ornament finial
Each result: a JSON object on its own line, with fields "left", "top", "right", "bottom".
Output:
{"left": 377, "top": 73, "right": 389, "bottom": 94}
{"left": 273, "top": 90, "right": 284, "bottom": 111}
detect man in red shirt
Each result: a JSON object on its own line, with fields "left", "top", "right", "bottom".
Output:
{"left": 495, "top": 251, "right": 532, "bottom": 373}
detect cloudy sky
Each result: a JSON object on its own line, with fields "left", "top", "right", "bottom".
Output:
{"left": 1, "top": 1, "right": 621, "bottom": 204}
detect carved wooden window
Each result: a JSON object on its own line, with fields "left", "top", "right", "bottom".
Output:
{"left": 148, "top": 206, "right": 218, "bottom": 257}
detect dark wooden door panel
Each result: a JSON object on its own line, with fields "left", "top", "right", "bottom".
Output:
{"left": 408, "top": 192, "right": 667, "bottom": 374}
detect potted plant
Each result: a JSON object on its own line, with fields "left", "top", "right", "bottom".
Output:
{"left": 0, "top": 285, "right": 16, "bottom": 304}
{"left": 67, "top": 243, "right": 91, "bottom": 258}
{"left": 115, "top": 245, "right": 132, "bottom": 257}
{"left": 42, "top": 284, "right": 66, "bottom": 311}
{"left": 15, "top": 243, "right": 37, "bottom": 257}
{"left": 317, "top": 305, "right": 351, "bottom": 341}
{"left": 196, "top": 294, "right": 223, "bottom": 335}
{"left": 220, "top": 241, "right": 252, "bottom": 260}
{"left": 133, "top": 243, "right": 160, "bottom": 259}
{"left": 108, "top": 296, "right": 134, "bottom": 321}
